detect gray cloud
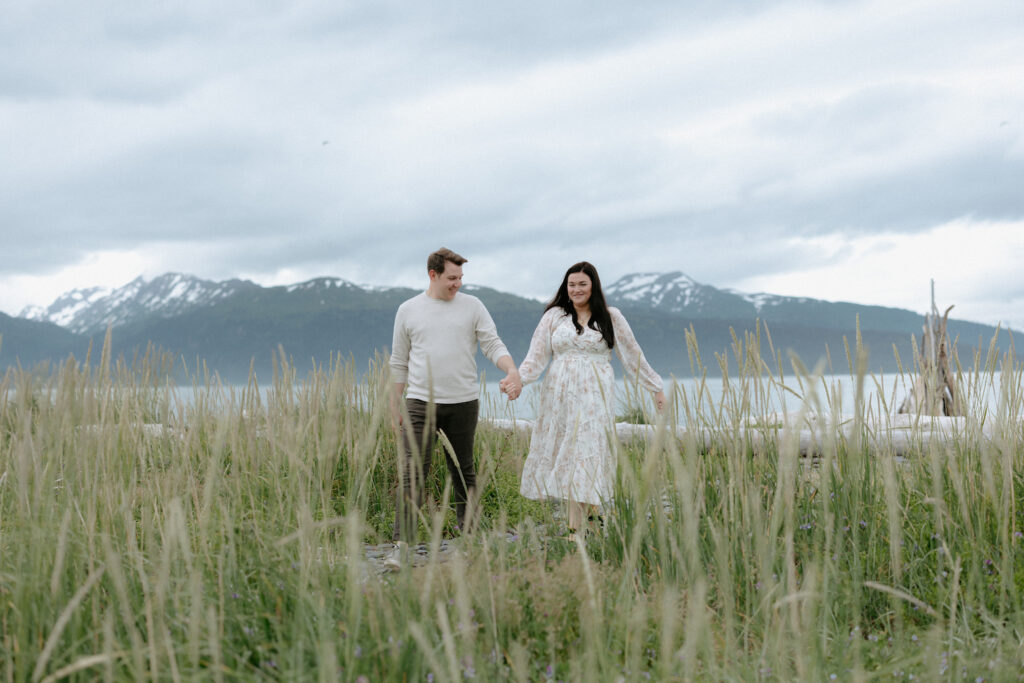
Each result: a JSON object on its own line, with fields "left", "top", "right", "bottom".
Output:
{"left": 1, "top": 0, "right": 1023, "bottom": 321}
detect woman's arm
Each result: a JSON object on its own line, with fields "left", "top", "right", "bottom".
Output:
{"left": 518, "top": 309, "right": 558, "bottom": 385}
{"left": 610, "top": 308, "right": 666, "bottom": 410}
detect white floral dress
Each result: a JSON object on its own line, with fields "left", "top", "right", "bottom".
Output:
{"left": 518, "top": 307, "right": 663, "bottom": 506}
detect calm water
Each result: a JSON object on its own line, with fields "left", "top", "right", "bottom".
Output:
{"left": 479, "top": 371, "right": 1013, "bottom": 423}
{"left": 11, "top": 371, "right": 1011, "bottom": 426}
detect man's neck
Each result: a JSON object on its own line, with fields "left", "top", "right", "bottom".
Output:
{"left": 426, "top": 287, "right": 452, "bottom": 300}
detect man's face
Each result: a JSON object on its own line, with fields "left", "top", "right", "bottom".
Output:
{"left": 428, "top": 261, "right": 463, "bottom": 300}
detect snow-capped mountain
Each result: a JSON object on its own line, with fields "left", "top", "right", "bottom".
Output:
{"left": 20, "top": 286, "right": 112, "bottom": 331}
{"left": 19, "top": 273, "right": 259, "bottom": 335}
{"left": 606, "top": 271, "right": 830, "bottom": 318}
{"left": 605, "top": 271, "right": 930, "bottom": 335}
{"left": 605, "top": 271, "right": 758, "bottom": 319}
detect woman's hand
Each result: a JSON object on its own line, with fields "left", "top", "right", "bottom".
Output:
{"left": 653, "top": 391, "right": 667, "bottom": 413}
{"left": 499, "top": 369, "right": 523, "bottom": 400}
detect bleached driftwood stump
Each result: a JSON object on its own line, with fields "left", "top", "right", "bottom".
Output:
{"left": 898, "top": 281, "right": 963, "bottom": 417}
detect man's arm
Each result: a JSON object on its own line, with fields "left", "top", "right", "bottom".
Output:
{"left": 471, "top": 300, "right": 522, "bottom": 400}
{"left": 390, "top": 382, "right": 406, "bottom": 428}
{"left": 390, "top": 304, "right": 410, "bottom": 426}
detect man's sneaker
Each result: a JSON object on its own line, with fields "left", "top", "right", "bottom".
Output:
{"left": 382, "top": 542, "right": 407, "bottom": 572}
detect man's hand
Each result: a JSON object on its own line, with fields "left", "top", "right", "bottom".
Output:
{"left": 495, "top": 355, "right": 523, "bottom": 401}
{"left": 390, "top": 382, "right": 406, "bottom": 433}
{"left": 499, "top": 369, "right": 523, "bottom": 401}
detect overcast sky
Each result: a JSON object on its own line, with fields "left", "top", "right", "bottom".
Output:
{"left": 3, "top": 0, "right": 1023, "bottom": 328}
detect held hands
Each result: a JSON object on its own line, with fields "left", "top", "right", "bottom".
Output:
{"left": 499, "top": 370, "right": 523, "bottom": 401}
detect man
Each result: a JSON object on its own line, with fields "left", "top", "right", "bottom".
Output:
{"left": 386, "top": 247, "right": 522, "bottom": 568}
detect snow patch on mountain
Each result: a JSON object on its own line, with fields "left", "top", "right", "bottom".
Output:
{"left": 286, "top": 277, "right": 361, "bottom": 293}
{"left": 21, "top": 286, "right": 113, "bottom": 328}
{"left": 730, "top": 290, "right": 814, "bottom": 312}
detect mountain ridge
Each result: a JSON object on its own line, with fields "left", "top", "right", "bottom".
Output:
{"left": 22, "top": 270, "right": 1003, "bottom": 336}
{"left": 4, "top": 271, "right": 1017, "bottom": 382}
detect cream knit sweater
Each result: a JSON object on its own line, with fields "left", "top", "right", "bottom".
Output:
{"left": 390, "top": 291, "right": 510, "bottom": 403}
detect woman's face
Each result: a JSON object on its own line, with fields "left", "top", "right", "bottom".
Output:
{"left": 566, "top": 271, "right": 592, "bottom": 308}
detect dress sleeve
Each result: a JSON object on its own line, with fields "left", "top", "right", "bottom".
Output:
{"left": 518, "top": 309, "right": 557, "bottom": 385}
{"left": 610, "top": 308, "right": 663, "bottom": 392}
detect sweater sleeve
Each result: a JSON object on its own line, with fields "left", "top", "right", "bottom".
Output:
{"left": 475, "top": 299, "right": 511, "bottom": 365}
{"left": 389, "top": 304, "right": 410, "bottom": 384}
{"left": 518, "top": 309, "right": 557, "bottom": 385}
{"left": 611, "top": 308, "right": 662, "bottom": 392}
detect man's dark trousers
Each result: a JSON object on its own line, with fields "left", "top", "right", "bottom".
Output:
{"left": 394, "top": 398, "right": 479, "bottom": 543}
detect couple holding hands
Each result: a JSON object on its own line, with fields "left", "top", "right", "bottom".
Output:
{"left": 389, "top": 247, "right": 665, "bottom": 555}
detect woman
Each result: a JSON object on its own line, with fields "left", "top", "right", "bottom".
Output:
{"left": 516, "top": 262, "right": 666, "bottom": 537}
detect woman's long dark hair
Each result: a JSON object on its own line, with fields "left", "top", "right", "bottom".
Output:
{"left": 545, "top": 261, "right": 615, "bottom": 349}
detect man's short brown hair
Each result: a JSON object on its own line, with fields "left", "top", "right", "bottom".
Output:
{"left": 427, "top": 247, "right": 467, "bottom": 274}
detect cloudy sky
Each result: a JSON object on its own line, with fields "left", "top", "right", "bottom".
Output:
{"left": 3, "top": 0, "right": 1023, "bottom": 327}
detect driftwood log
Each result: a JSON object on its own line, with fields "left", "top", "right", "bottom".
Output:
{"left": 484, "top": 414, "right": 995, "bottom": 458}
{"left": 898, "top": 283, "right": 963, "bottom": 417}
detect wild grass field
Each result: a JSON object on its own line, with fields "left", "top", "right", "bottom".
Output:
{"left": 2, "top": 333, "right": 1023, "bottom": 681}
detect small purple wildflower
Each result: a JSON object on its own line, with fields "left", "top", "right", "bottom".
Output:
{"left": 859, "top": 520, "right": 868, "bottom": 528}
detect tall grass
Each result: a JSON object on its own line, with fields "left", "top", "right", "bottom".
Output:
{"left": 1, "top": 331, "right": 1023, "bottom": 680}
